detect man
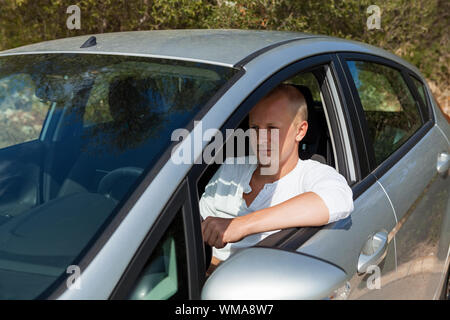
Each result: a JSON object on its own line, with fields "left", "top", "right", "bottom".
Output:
{"left": 199, "top": 83, "right": 354, "bottom": 272}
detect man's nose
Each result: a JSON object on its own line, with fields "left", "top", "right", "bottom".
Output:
{"left": 257, "top": 129, "right": 270, "bottom": 143}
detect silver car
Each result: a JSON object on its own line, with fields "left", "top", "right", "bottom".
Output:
{"left": 0, "top": 30, "right": 448, "bottom": 300}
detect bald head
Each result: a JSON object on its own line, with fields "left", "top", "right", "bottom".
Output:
{"left": 263, "top": 84, "right": 308, "bottom": 125}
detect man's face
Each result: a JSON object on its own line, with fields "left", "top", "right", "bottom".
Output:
{"left": 249, "top": 91, "right": 307, "bottom": 171}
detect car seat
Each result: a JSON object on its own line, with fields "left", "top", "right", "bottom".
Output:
{"left": 293, "top": 85, "right": 333, "bottom": 166}
{"left": 57, "top": 77, "right": 153, "bottom": 200}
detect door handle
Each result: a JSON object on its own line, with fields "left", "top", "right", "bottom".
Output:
{"left": 437, "top": 152, "right": 450, "bottom": 177}
{"left": 357, "top": 231, "right": 388, "bottom": 274}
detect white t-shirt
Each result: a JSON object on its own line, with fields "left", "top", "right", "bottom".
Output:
{"left": 199, "top": 156, "right": 354, "bottom": 261}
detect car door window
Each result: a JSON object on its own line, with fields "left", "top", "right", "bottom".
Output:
{"left": 346, "top": 61, "right": 423, "bottom": 165}
{"left": 127, "top": 209, "right": 188, "bottom": 300}
{"left": 195, "top": 66, "right": 344, "bottom": 274}
{"left": 197, "top": 69, "right": 338, "bottom": 208}
{"left": 288, "top": 72, "right": 322, "bottom": 101}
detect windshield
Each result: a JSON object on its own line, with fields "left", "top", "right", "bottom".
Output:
{"left": 0, "top": 53, "right": 237, "bottom": 299}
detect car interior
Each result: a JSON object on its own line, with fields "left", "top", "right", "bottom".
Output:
{"left": 0, "top": 74, "right": 203, "bottom": 221}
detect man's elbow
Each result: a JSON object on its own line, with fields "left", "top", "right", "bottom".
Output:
{"left": 333, "top": 195, "right": 354, "bottom": 222}
{"left": 325, "top": 189, "right": 354, "bottom": 224}
{"left": 341, "top": 196, "right": 354, "bottom": 220}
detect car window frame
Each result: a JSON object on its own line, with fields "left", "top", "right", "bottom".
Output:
{"left": 187, "top": 53, "right": 362, "bottom": 262}
{"left": 337, "top": 52, "right": 435, "bottom": 179}
{"left": 109, "top": 179, "right": 203, "bottom": 299}
{"left": 408, "top": 73, "right": 435, "bottom": 124}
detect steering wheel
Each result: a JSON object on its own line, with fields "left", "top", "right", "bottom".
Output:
{"left": 97, "top": 167, "right": 143, "bottom": 202}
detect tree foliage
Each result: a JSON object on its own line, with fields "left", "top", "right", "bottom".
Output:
{"left": 0, "top": 0, "right": 448, "bottom": 112}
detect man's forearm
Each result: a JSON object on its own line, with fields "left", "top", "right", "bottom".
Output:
{"left": 202, "top": 192, "right": 331, "bottom": 248}
{"left": 238, "top": 191, "right": 330, "bottom": 237}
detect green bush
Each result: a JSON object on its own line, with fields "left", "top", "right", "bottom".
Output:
{"left": 0, "top": 0, "right": 448, "bottom": 112}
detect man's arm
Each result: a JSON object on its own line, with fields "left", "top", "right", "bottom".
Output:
{"left": 202, "top": 191, "right": 329, "bottom": 248}
{"left": 199, "top": 164, "right": 225, "bottom": 221}
{"left": 202, "top": 165, "right": 354, "bottom": 249}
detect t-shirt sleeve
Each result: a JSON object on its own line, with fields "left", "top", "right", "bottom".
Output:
{"left": 302, "top": 163, "right": 354, "bottom": 224}
{"left": 198, "top": 165, "right": 224, "bottom": 220}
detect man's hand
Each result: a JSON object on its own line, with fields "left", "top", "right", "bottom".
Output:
{"left": 201, "top": 216, "right": 246, "bottom": 249}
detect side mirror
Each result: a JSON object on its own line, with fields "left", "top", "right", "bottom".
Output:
{"left": 201, "top": 247, "right": 347, "bottom": 300}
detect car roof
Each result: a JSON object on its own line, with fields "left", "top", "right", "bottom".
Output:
{"left": 0, "top": 29, "right": 420, "bottom": 73}
{"left": 0, "top": 29, "right": 321, "bottom": 66}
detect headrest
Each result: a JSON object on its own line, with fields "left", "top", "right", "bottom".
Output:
{"left": 108, "top": 77, "right": 151, "bottom": 123}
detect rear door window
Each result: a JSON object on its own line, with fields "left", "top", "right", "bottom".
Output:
{"left": 346, "top": 61, "right": 423, "bottom": 165}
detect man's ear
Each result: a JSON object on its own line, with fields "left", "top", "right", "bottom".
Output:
{"left": 295, "top": 120, "right": 308, "bottom": 142}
